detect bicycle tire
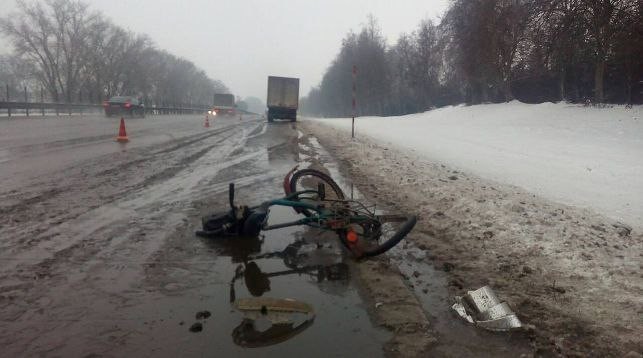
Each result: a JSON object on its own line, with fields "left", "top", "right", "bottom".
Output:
{"left": 341, "top": 214, "right": 417, "bottom": 258}
{"left": 289, "top": 168, "right": 345, "bottom": 217}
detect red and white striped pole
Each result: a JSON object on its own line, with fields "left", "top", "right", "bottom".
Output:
{"left": 352, "top": 64, "right": 357, "bottom": 138}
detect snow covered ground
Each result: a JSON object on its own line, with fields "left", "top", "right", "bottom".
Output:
{"left": 308, "top": 102, "right": 643, "bottom": 229}
{"left": 302, "top": 120, "right": 642, "bottom": 355}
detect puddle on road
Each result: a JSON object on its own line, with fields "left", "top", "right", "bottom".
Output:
{"left": 196, "top": 206, "right": 388, "bottom": 357}
{"left": 113, "top": 208, "right": 390, "bottom": 357}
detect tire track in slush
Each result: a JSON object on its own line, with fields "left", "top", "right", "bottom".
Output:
{"left": 0, "top": 125, "right": 264, "bottom": 336}
{"left": 4, "top": 152, "right": 275, "bottom": 319}
{"left": 0, "top": 119, "right": 268, "bottom": 355}
{"left": 1, "top": 122, "right": 274, "bottom": 338}
{"left": 0, "top": 121, "right": 263, "bottom": 278}
{"left": 0, "top": 120, "right": 258, "bottom": 252}
{"left": 4, "top": 136, "right": 250, "bottom": 283}
{"left": 0, "top": 121, "right": 250, "bottom": 216}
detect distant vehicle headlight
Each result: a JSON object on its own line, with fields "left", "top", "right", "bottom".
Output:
{"left": 207, "top": 110, "right": 212, "bottom": 114}
{"left": 212, "top": 111, "right": 217, "bottom": 116}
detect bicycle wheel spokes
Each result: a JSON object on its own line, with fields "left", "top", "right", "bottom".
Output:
{"left": 342, "top": 214, "right": 416, "bottom": 258}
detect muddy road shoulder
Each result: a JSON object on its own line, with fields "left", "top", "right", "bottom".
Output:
{"left": 300, "top": 120, "right": 643, "bottom": 357}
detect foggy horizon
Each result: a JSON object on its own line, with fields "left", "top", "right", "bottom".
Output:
{"left": 0, "top": 0, "right": 449, "bottom": 101}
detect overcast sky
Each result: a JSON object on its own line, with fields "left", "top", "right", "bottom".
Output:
{"left": 0, "top": 0, "right": 450, "bottom": 100}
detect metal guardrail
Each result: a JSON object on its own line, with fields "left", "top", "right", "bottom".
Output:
{"left": 0, "top": 101, "right": 213, "bottom": 117}
{"left": 0, "top": 101, "right": 257, "bottom": 117}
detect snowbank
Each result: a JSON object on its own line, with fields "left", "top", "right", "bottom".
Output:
{"left": 308, "top": 102, "right": 643, "bottom": 228}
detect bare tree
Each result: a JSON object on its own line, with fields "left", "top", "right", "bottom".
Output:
{"left": 301, "top": 0, "right": 642, "bottom": 115}
{"left": 0, "top": 0, "right": 98, "bottom": 102}
{"left": 1, "top": 0, "right": 229, "bottom": 107}
{"left": 610, "top": 1, "right": 642, "bottom": 104}
{"left": 411, "top": 19, "right": 441, "bottom": 108}
{"left": 579, "top": 0, "right": 638, "bottom": 102}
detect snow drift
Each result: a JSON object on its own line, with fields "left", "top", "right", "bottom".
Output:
{"left": 309, "top": 102, "right": 642, "bottom": 228}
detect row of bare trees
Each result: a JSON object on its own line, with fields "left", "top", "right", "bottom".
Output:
{"left": 301, "top": 0, "right": 641, "bottom": 117}
{"left": 0, "top": 0, "right": 227, "bottom": 106}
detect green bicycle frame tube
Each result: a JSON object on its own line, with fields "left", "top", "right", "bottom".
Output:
{"left": 260, "top": 195, "right": 375, "bottom": 232}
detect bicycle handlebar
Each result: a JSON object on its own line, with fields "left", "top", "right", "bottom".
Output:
{"left": 229, "top": 183, "right": 235, "bottom": 210}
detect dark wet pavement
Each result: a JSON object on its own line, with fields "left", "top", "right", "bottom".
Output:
{"left": 1, "top": 114, "right": 538, "bottom": 357}
{"left": 0, "top": 115, "right": 388, "bottom": 356}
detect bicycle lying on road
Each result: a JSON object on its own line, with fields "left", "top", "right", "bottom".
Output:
{"left": 196, "top": 167, "right": 417, "bottom": 259}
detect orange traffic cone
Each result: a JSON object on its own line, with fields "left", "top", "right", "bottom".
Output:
{"left": 204, "top": 114, "right": 210, "bottom": 128}
{"left": 116, "top": 117, "right": 129, "bottom": 142}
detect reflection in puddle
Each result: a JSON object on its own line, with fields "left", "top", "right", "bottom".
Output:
{"left": 233, "top": 314, "right": 315, "bottom": 348}
{"left": 232, "top": 297, "right": 315, "bottom": 348}
{"left": 228, "top": 241, "right": 350, "bottom": 301}
{"left": 204, "top": 235, "right": 264, "bottom": 263}
{"left": 228, "top": 242, "right": 349, "bottom": 347}
{"left": 209, "top": 236, "right": 351, "bottom": 349}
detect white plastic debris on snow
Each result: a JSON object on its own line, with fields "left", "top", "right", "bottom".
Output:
{"left": 451, "top": 286, "right": 522, "bottom": 331}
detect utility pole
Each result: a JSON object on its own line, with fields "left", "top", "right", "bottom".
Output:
{"left": 24, "top": 86, "right": 29, "bottom": 117}
{"left": 352, "top": 65, "right": 357, "bottom": 138}
{"left": 6, "top": 84, "right": 11, "bottom": 117}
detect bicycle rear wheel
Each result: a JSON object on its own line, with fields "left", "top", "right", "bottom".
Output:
{"left": 289, "top": 168, "right": 345, "bottom": 217}
{"left": 340, "top": 214, "right": 417, "bottom": 258}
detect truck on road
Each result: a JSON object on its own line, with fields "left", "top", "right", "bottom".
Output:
{"left": 212, "top": 93, "right": 236, "bottom": 117}
{"left": 266, "top": 76, "right": 299, "bottom": 122}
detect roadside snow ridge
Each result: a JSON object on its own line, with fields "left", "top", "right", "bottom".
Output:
{"left": 310, "top": 102, "right": 643, "bottom": 228}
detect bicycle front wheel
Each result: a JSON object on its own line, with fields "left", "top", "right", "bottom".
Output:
{"left": 289, "top": 168, "right": 345, "bottom": 216}
{"left": 340, "top": 214, "right": 417, "bottom": 258}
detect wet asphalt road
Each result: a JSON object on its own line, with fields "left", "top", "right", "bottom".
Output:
{"left": 0, "top": 114, "right": 388, "bottom": 356}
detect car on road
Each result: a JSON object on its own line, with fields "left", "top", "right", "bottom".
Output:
{"left": 210, "top": 93, "right": 237, "bottom": 117}
{"left": 103, "top": 96, "right": 145, "bottom": 117}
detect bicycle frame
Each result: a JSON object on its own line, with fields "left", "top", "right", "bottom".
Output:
{"left": 197, "top": 172, "right": 416, "bottom": 259}
{"left": 257, "top": 190, "right": 374, "bottom": 233}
